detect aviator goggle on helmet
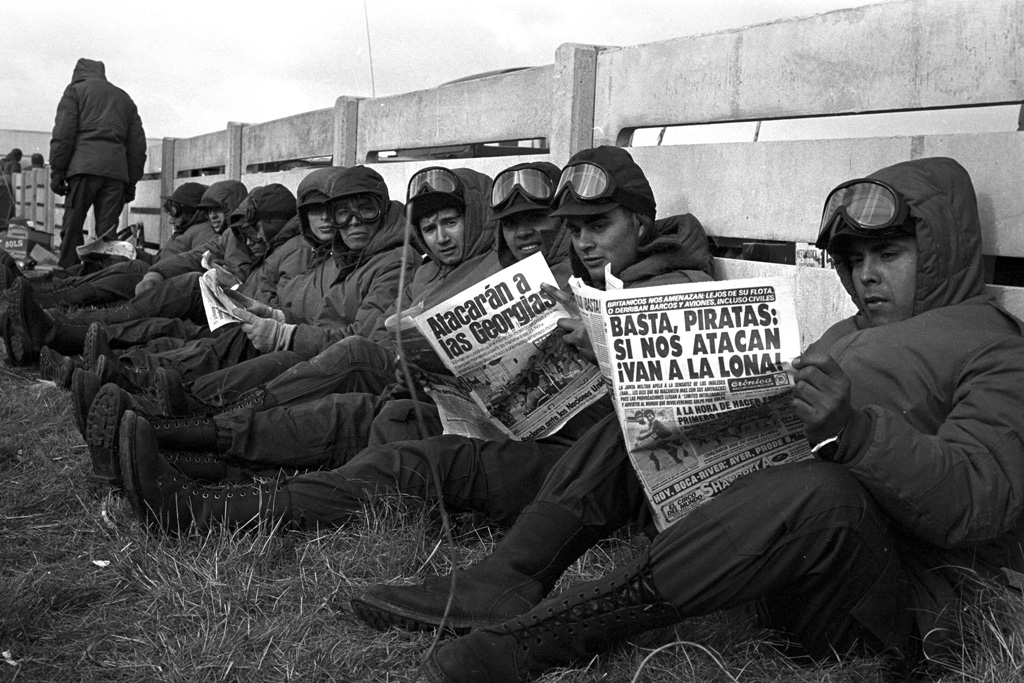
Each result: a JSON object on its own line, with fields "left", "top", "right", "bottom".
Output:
{"left": 407, "top": 167, "right": 467, "bottom": 225}
{"left": 815, "top": 178, "right": 912, "bottom": 250}
{"left": 327, "top": 194, "right": 383, "bottom": 229}
{"left": 550, "top": 147, "right": 657, "bottom": 220}
{"left": 490, "top": 166, "right": 556, "bottom": 212}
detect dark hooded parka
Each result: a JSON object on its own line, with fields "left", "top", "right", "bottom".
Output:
{"left": 50, "top": 58, "right": 147, "bottom": 268}
{"left": 792, "top": 157, "right": 1024, "bottom": 656}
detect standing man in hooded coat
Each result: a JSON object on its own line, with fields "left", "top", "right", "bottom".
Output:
{"left": 50, "top": 58, "right": 147, "bottom": 269}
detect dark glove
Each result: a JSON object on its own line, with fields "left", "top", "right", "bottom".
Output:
{"left": 123, "top": 183, "right": 136, "bottom": 203}
{"left": 50, "top": 175, "right": 68, "bottom": 196}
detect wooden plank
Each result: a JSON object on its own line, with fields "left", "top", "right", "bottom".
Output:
{"left": 592, "top": 0, "right": 1024, "bottom": 145}
{"left": 628, "top": 131, "right": 1024, "bottom": 257}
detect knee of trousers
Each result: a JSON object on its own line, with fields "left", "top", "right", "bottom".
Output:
{"left": 674, "top": 460, "right": 889, "bottom": 557}
{"left": 309, "top": 336, "right": 391, "bottom": 375}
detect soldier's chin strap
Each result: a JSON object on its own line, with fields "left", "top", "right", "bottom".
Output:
{"left": 393, "top": 202, "right": 459, "bottom": 681}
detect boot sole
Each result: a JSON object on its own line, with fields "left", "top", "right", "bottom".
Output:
{"left": 117, "top": 410, "right": 149, "bottom": 526}
{"left": 85, "top": 385, "right": 131, "bottom": 494}
{"left": 83, "top": 322, "right": 108, "bottom": 368}
{"left": 9, "top": 278, "right": 42, "bottom": 366}
{"left": 350, "top": 594, "right": 492, "bottom": 634}
{"left": 71, "top": 369, "right": 102, "bottom": 437}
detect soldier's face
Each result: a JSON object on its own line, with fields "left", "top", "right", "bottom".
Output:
{"left": 844, "top": 236, "right": 918, "bottom": 327}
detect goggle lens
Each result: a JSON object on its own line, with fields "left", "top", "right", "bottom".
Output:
{"left": 490, "top": 168, "right": 555, "bottom": 208}
{"left": 816, "top": 180, "right": 908, "bottom": 249}
{"left": 329, "top": 199, "right": 382, "bottom": 228}
{"left": 555, "top": 162, "right": 611, "bottom": 201}
{"left": 820, "top": 182, "right": 899, "bottom": 232}
{"left": 407, "top": 168, "right": 461, "bottom": 200}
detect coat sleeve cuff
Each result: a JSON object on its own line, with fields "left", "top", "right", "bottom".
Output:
{"left": 831, "top": 409, "right": 874, "bottom": 465}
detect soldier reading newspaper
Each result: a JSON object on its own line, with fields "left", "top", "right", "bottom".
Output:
{"left": 571, "top": 269, "right": 810, "bottom": 530}
{"left": 397, "top": 252, "right": 606, "bottom": 441}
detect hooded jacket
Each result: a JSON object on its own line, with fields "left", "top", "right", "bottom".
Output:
{"left": 148, "top": 180, "right": 250, "bottom": 280}
{"left": 228, "top": 185, "right": 302, "bottom": 306}
{"left": 366, "top": 167, "right": 497, "bottom": 356}
{"left": 49, "top": 58, "right": 147, "bottom": 186}
{"left": 806, "top": 157, "right": 1024, "bottom": 651}
{"left": 199, "top": 180, "right": 249, "bottom": 233}
{"left": 283, "top": 166, "right": 418, "bottom": 356}
{"left": 154, "top": 214, "right": 215, "bottom": 264}
{"left": 276, "top": 168, "right": 348, "bottom": 316}
{"left": 287, "top": 199, "right": 416, "bottom": 357}
{"left": 153, "top": 182, "right": 213, "bottom": 263}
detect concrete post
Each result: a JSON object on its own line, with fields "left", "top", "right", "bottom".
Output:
{"left": 333, "top": 96, "right": 360, "bottom": 167}
{"left": 551, "top": 43, "right": 601, "bottom": 165}
{"left": 160, "top": 137, "right": 177, "bottom": 245}
{"left": 227, "top": 122, "right": 244, "bottom": 179}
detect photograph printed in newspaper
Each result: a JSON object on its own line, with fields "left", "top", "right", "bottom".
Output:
{"left": 411, "top": 252, "right": 606, "bottom": 441}
{"left": 198, "top": 268, "right": 255, "bottom": 331}
{"left": 570, "top": 273, "right": 812, "bottom": 531}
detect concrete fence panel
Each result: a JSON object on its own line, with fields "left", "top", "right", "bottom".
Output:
{"left": 591, "top": 0, "right": 1024, "bottom": 146}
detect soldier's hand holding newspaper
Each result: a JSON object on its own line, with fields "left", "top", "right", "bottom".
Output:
{"left": 237, "top": 309, "right": 296, "bottom": 353}
{"left": 542, "top": 283, "right": 596, "bottom": 364}
{"left": 791, "top": 352, "right": 853, "bottom": 446}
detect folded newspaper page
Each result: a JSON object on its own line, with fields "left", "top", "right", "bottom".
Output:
{"left": 384, "top": 302, "right": 453, "bottom": 377}
{"left": 411, "top": 252, "right": 606, "bottom": 440}
{"left": 76, "top": 239, "right": 136, "bottom": 260}
{"left": 199, "top": 268, "right": 255, "bottom": 331}
{"left": 570, "top": 274, "right": 812, "bottom": 531}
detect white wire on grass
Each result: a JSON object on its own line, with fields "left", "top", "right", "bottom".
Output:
{"left": 630, "top": 640, "right": 740, "bottom": 683}
{"left": 391, "top": 200, "right": 460, "bottom": 682}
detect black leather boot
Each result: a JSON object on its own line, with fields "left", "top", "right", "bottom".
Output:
{"left": 424, "top": 551, "right": 683, "bottom": 683}
{"left": 2, "top": 277, "right": 53, "bottom": 364}
{"left": 96, "top": 354, "right": 153, "bottom": 392}
{"left": 153, "top": 366, "right": 276, "bottom": 417}
{"left": 70, "top": 368, "right": 103, "bottom": 436}
{"left": 148, "top": 414, "right": 222, "bottom": 452}
{"left": 84, "top": 382, "right": 164, "bottom": 494}
{"left": 352, "top": 502, "right": 603, "bottom": 632}
{"left": 118, "top": 410, "right": 290, "bottom": 535}
{"left": 38, "top": 346, "right": 84, "bottom": 389}
{"left": 83, "top": 322, "right": 111, "bottom": 368}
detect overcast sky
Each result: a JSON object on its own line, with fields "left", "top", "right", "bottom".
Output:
{"left": 1, "top": 0, "right": 892, "bottom": 141}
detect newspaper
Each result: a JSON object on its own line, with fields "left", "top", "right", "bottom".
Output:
{"left": 198, "top": 268, "right": 255, "bottom": 331}
{"left": 76, "top": 238, "right": 137, "bottom": 260}
{"left": 384, "top": 301, "right": 453, "bottom": 377}
{"left": 410, "top": 252, "right": 606, "bottom": 441}
{"left": 570, "top": 274, "right": 812, "bottom": 531}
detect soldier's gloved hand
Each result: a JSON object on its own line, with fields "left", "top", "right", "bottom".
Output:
{"left": 238, "top": 310, "right": 295, "bottom": 353}
{"left": 245, "top": 300, "right": 286, "bottom": 323}
{"left": 790, "top": 352, "right": 853, "bottom": 446}
{"left": 134, "top": 271, "right": 164, "bottom": 296}
{"left": 123, "top": 183, "right": 137, "bottom": 203}
{"left": 51, "top": 174, "right": 68, "bottom": 196}
{"left": 555, "top": 317, "right": 597, "bottom": 364}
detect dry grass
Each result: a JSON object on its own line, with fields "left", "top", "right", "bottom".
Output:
{"left": 2, "top": 341, "right": 1023, "bottom": 682}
